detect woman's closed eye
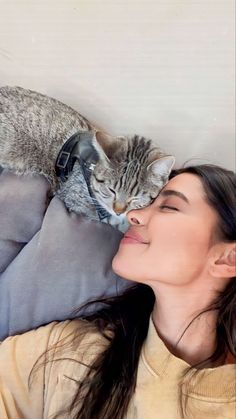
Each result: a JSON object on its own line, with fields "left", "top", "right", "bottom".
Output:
{"left": 159, "top": 204, "right": 179, "bottom": 211}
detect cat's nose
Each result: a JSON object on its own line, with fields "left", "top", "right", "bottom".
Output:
{"left": 113, "top": 202, "right": 127, "bottom": 215}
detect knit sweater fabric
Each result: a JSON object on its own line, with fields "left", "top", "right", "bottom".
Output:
{"left": 0, "top": 317, "right": 235, "bottom": 418}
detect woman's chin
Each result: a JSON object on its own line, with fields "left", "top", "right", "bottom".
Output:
{"left": 111, "top": 255, "right": 121, "bottom": 275}
{"left": 112, "top": 255, "right": 136, "bottom": 282}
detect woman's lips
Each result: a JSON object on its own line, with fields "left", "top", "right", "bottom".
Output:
{"left": 120, "top": 231, "right": 149, "bottom": 245}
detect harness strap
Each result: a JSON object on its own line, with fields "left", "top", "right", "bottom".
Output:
{"left": 55, "top": 131, "right": 111, "bottom": 221}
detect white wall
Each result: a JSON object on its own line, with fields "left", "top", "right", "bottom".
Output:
{"left": 0, "top": 0, "right": 235, "bottom": 170}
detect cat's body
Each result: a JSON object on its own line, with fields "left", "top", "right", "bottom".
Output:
{"left": 0, "top": 86, "right": 93, "bottom": 185}
{"left": 0, "top": 86, "right": 175, "bottom": 230}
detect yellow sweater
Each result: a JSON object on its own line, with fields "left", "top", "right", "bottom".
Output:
{"left": 0, "top": 318, "right": 235, "bottom": 418}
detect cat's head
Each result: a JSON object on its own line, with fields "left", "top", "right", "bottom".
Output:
{"left": 82, "top": 131, "right": 175, "bottom": 217}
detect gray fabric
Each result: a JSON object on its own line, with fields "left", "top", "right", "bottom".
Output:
{"left": 0, "top": 170, "right": 130, "bottom": 340}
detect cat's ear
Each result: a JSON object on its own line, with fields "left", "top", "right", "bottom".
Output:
{"left": 147, "top": 156, "right": 175, "bottom": 178}
{"left": 93, "top": 131, "right": 125, "bottom": 162}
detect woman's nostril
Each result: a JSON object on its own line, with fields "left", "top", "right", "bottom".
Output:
{"left": 131, "top": 217, "right": 140, "bottom": 225}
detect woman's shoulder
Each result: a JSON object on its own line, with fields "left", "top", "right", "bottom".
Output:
{"left": 0, "top": 319, "right": 109, "bottom": 419}
{"left": 45, "top": 318, "right": 110, "bottom": 361}
{"left": 1, "top": 319, "right": 109, "bottom": 361}
{"left": 182, "top": 363, "right": 236, "bottom": 402}
{"left": 48, "top": 318, "right": 108, "bottom": 341}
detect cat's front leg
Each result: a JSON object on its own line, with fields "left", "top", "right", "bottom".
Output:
{"left": 107, "top": 214, "right": 129, "bottom": 233}
{"left": 56, "top": 166, "right": 99, "bottom": 221}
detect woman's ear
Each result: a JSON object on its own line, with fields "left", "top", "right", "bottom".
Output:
{"left": 210, "top": 244, "right": 236, "bottom": 278}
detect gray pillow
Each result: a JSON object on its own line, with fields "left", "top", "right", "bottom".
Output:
{"left": 0, "top": 170, "right": 130, "bottom": 339}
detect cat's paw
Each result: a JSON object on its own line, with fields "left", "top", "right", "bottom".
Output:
{"left": 107, "top": 214, "right": 129, "bottom": 233}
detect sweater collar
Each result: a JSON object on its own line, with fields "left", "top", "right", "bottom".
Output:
{"left": 142, "top": 316, "right": 189, "bottom": 378}
{"left": 142, "top": 316, "right": 236, "bottom": 400}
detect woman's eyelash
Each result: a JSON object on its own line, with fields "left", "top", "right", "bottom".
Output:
{"left": 159, "top": 205, "right": 179, "bottom": 211}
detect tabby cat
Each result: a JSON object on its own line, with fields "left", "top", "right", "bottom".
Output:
{"left": 0, "top": 86, "right": 175, "bottom": 231}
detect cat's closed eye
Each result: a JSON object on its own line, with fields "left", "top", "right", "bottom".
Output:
{"left": 108, "top": 187, "right": 116, "bottom": 195}
{"left": 94, "top": 175, "right": 105, "bottom": 183}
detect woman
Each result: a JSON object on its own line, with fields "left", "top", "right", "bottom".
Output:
{"left": 0, "top": 164, "right": 235, "bottom": 419}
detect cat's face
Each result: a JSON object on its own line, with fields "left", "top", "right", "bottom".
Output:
{"left": 89, "top": 133, "right": 175, "bottom": 218}
{"left": 90, "top": 163, "right": 168, "bottom": 216}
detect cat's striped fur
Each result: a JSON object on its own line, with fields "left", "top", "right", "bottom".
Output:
{"left": 0, "top": 86, "right": 175, "bottom": 230}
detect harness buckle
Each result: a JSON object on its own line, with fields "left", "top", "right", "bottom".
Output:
{"left": 56, "top": 151, "right": 70, "bottom": 169}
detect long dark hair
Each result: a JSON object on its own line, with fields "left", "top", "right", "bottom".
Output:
{"left": 53, "top": 164, "right": 236, "bottom": 419}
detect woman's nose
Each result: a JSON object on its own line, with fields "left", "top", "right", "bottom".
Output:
{"left": 127, "top": 206, "right": 151, "bottom": 226}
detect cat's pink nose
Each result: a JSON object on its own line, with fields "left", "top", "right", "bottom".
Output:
{"left": 113, "top": 202, "right": 127, "bottom": 215}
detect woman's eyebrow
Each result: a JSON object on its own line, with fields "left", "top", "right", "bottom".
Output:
{"left": 159, "top": 189, "right": 190, "bottom": 204}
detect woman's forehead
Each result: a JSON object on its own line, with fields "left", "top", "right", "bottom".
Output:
{"left": 165, "top": 173, "right": 204, "bottom": 199}
{"left": 158, "top": 173, "right": 211, "bottom": 209}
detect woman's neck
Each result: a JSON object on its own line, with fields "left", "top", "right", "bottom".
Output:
{"left": 151, "top": 283, "right": 219, "bottom": 366}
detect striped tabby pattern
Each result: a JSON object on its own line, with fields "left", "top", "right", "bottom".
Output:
{"left": 0, "top": 86, "right": 175, "bottom": 230}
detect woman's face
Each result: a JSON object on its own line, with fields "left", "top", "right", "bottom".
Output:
{"left": 112, "top": 173, "right": 220, "bottom": 286}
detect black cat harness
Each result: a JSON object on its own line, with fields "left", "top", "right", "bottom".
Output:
{"left": 55, "top": 131, "right": 111, "bottom": 222}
